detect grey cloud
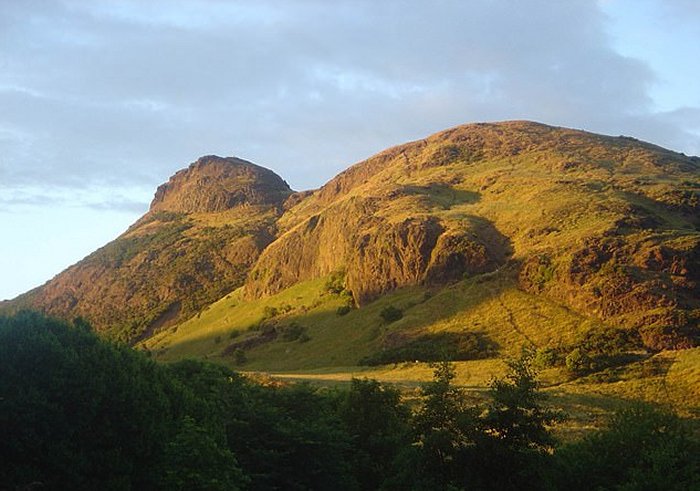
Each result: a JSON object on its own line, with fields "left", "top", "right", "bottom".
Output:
{"left": 0, "top": 0, "right": 698, "bottom": 196}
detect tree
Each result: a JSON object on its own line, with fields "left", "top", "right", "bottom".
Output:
{"left": 0, "top": 312, "right": 191, "bottom": 489}
{"left": 483, "top": 352, "right": 560, "bottom": 452}
{"left": 158, "top": 416, "right": 248, "bottom": 490}
{"left": 387, "top": 361, "right": 478, "bottom": 490}
{"left": 379, "top": 305, "right": 403, "bottom": 323}
{"left": 337, "top": 378, "right": 411, "bottom": 490}
{"left": 549, "top": 404, "right": 700, "bottom": 491}
{"left": 471, "top": 351, "right": 561, "bottom": 490}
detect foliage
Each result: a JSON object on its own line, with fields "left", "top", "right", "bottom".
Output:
{"left": 261, "top": 305, "right": 279, "bottom": 320}
{"left": 360, "top": 331, "right": 496, "bottom": 365}
{"left": 547, "top": 405, "right": 700, "bottom": 490}
{"left": 325, "top": 270, "right": 347, "bottom": 294}
{"left": 336, "top": 378, "right": 411, "bottom": 491}
{"left": 532, "top": 347, "right": 560, "bottom": 369}
{"left": 233, "top": 348, "right": 247, "bottom": 365}
{"left": 538, "top": 326, "right": 645, "bottom": 376}
{"left": 336, "top": 305, "right": 352, "bottom": 316}
{"left": 482, "top": 353, "right": 561, "bottom": 453}
{"left": 640, "top": 324, "right": 697, "bottom": 351}
{"left": 0, "top": 312, "right": 191, "bottom": 489}
{"left": 462, "top": 353, "right": 562, "bottom": 490}
{"left": 386, "top": 361, "right": 477, "bottom": 490}
{"left": 280, "top": 322, "right": 307, "bottom": 342}
{"left": 2, "top": 312, "right": 698, "bottom": 491}
{"left": 380, "top": 305, "right": 404, "bottom": 324}
{"left": 157, "top": 416, "right": 248, "bottom": 491}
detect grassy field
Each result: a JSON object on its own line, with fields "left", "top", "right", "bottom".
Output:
{"left": 139, "top": 123, "right": 699, "bottom": 438}
{"left": 145, "top": 268, "right": 593, "bottom": 369}
{"left": 145, "top": 269, "right": 699, "bottom": 439}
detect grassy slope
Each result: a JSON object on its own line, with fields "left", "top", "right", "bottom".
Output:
{"left": 145, "top": 269, "right": 700, "bottom": 427}
{"left": 145, "top": 122, "right": 699, "bottom": 433}
{"left": 146, "top": 268, "right": 589, "bottom": 367}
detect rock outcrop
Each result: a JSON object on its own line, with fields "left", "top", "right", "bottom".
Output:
{"left": 7, "top": 157, "right": 292, "bottom": 342}
{"left": 4, "top": 121, "right": 699, "bottom": 349}
{"left": 150, "top": 156, "right": 291, "bottom": 213}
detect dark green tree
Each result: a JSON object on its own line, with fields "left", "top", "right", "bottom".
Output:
{"left": 158, "top": 416, "right": 248, "bottom": 491}
{"left": 0, "top": 312, "right": 190, "bottom": 489}
{"left": 548, "top": 404, "right": 700, "bottom": 491}
{"left": 387, "top": 361, "right": 478, "bottom": 490}
{"left": 337, "top": 378, "right": 411, "bottom": 490}
{"left": 470, "top": 352, "right": 561, "bottom": 490}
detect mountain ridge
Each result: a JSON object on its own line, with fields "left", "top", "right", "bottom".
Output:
{"left": 3, "top": 121, "right": 699, "bottom": 351}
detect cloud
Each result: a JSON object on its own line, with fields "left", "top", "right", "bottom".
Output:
{"left": 0, "top": 184, "right": 149, "bottom": 214}
{"left": 0, "top": 0, "right": 698, "bottom": 196}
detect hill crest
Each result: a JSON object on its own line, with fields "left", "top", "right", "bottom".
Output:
{"left": 149, "top": 155, "right": 293, "bottom": 214}
{"left": 3, "top": 121, "right": 699, "bottom": 350}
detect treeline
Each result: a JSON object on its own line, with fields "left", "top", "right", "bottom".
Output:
{"left": 0, "top": 312, "right": 698, "bottom": 490}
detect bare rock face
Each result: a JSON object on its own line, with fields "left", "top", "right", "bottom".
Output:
{"left": 519, "top": 234, "right": 700, "bottom": 350}
{"left": 347, "top": 217, "right": 444, "bottom": 303}
{"left": 245, "top": 197, "right": 509, "bottom": 305}
{"left": 150, "top": 156, "right": 292, "bottom": 213}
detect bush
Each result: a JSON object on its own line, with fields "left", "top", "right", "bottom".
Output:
{"left": 565, "top": 348, "right": 594, "bottom": 375}
{"left": 233, "top": 348, "right": 247, "bottom": 365}
{"left": 262, "top": 306, "right": 279, "bottom": 320}
{"left": 360, "top": 332, "right": 496, "bottom": 366}
{"left": 549, "top": 405, "right": 700, "bottom": 490}
{"left": 532, "top": 347, "right": 561, "bottom": 369}
{"left": 325, "top": 271, "right": 346, "bottom": 294}
{"left": 563, "top": 326, "right": 643, "bottom": 376}
{"left": 380, "top": 306, "right": 403, "bottom": 324}
{"left": 0, "top": 312, "right": 244, "bottom": 489}
{"left": 280, "top": 322, "right": 306, "bottom": 342}
{"left": 336, "top": 305, "right": 352, "bottom": 316}
{"left": 579, "top": 326, "right": 640, "bottom": 355}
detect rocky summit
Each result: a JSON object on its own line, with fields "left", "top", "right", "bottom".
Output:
{"left": 150, "top": 155, "right": 292, "bottom": 214}
{"left": 3, "top": 121, "right": 699, "bottom": 351}
{"left": 5, "top": 156, "right": 292, "bottom": 342}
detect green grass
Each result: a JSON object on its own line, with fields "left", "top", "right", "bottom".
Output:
{"left": 147, "top": 268, "right": 595, "bottom": 370}
{"left": 138, "top": 121, "right": 700, "bottom": 436}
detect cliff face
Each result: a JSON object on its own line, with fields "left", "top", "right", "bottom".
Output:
{"left": 5, "top": 122, "right": 699, "bottom": 349}
{"left": 8, "top": 156, "right": 292, "bottom": 342}
{"left": 244, "top": 121, "right": 699, "bottom": 348}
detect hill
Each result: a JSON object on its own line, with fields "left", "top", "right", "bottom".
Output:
{"left": 3, "top": 156, "right": 293, "bottom": 341}
{"left": 3, "top": 121, "right": 699, "bottom": 363}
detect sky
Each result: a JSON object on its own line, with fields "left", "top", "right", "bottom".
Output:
{"left": 1, "top": 0, "right": 699, "bottom": 300}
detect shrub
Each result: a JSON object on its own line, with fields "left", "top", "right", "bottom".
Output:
{"left": 233, "top": 348, "right": 247, "bottom": 365}
{"left": 360, "top": 332, "right": 496, "bottom": 366}
{"left": 532, "top": 347, "right": 561, "bottom": 369}
{"left": 262, "top": 306, "right": 279, "bottom": 320}
{"left": 565, "top": 348, "right": 594, "bottom": 375}
{"left": 640, "top": 325, "right": 696, "bottom": 351}
{"left": 325, "top": 271, "right": 346, "bottom": 294}
{"left": 579, "top": 326, "right": 640, "bottom": 355}
{"left": 550, "top": 405, "right": 700, "bottom": 490}
{"left": 336, "top": 305, "right": 352, "bottom": 316}
{"left": 563, "top": 326, "right": 643, "bottom": 376}
{"left": 280, "top": 322, "right": 306, "bottom": 342}
{"left": 379, "top": 306, "right": 403, "bottom": 324}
